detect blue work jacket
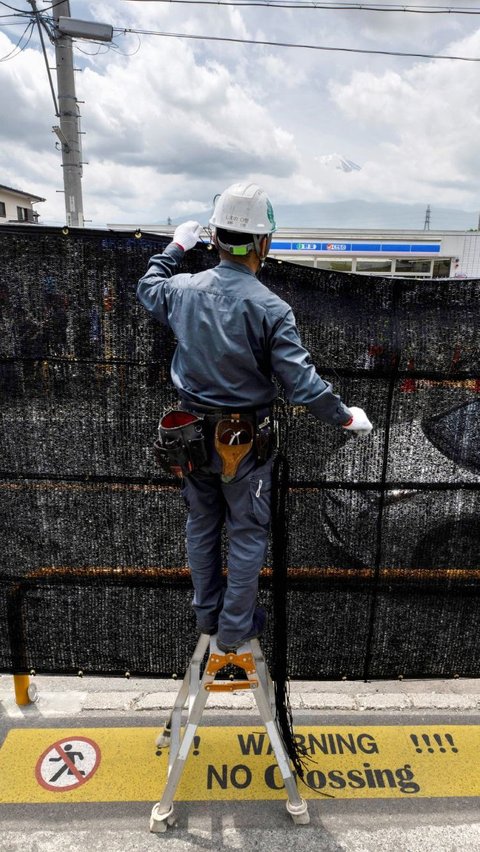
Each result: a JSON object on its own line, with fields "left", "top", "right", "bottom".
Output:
{"left": 137, "top": 243, "right": 351, "bottom": 425}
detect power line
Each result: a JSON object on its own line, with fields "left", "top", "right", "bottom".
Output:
{"left": 0, "top": 18, "right": 34, "bottom": 60}
{"left": 114, "top": 26, "right": 480, "bottom": 60}
{"left": 2, "top": 1, "right": 479, "bottom": 65}
{"left": 0, "top": 1, "right": 30, "bottom": 12}
{"left": 122, "top": 0, "right": 480, "bottom": 13}
{"left": 0, "top": 0, "right": 63, "bottom": 15}
{"left": 28, "top": 0, "right": 59, "bottom": 114}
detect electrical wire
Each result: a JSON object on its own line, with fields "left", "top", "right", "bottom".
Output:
{"left": 76, "top": 42, "right": 111, "bottom": 55}
{"left": 74, "top": 32, "right": 141, "bottom": 57}
{"left": 1, "top": 0, "right": 478, "bottom": 67}
{"left": 114, "top": 26, "right": 480, "bottom": 60}
{"left": 121, "top": 0, "right": 480, "bottom": 14}
{"left": 0, "top": 17, "right": 34, "bottom": 60}
{"left": 0, "top": 0, "right": 63, "bottom": 21}
{"left": 0, "top": 0, "right": 29, "bottom": 12}
{"left": 110, "top": 32, "right": 142, "bottom": 56}
{"left": 28, "top": 0, "right": 59, "bottom": 113}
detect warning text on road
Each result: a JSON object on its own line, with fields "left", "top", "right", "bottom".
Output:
{"left": 0, "top": 725, "right": 478, "bottom": 804}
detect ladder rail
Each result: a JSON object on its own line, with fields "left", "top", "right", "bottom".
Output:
{"left": 250, "top": 637, "right": 276, "bottom": 713}
{"left": 150, "top": 634, "right": 309, "bottom": 832}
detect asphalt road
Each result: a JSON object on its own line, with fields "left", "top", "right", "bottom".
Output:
{"left": 0, "top": 708, "right": 479, "bottom": 852}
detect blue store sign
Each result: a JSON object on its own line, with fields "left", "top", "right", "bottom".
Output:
{"left": 271, "top": 241, "right": 441, "bottom": 254}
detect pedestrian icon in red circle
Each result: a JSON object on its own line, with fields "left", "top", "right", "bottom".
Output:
{"left": 35, "top": 736, "right": 101, "bottom": 791}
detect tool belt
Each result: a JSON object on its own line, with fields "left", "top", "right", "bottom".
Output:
{"left": 153, "top": 409, "right": 208, "bottom": 478}
{"left": 155, "top": 403, "right": 276, "bottom": 480}
{"left": 214, "top": 407, "right": 275, "bottom": 482}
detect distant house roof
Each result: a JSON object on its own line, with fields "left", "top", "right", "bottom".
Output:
{"left": 0, "top": 183, "right": 45, "bottom": 203}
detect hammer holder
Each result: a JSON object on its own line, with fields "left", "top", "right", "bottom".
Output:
{"left": 214, "top": 415, "right": 254, "bottom": 482}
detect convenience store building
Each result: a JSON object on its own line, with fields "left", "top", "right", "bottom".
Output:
{"left": 268, "top": 228, "right": 480, "bottom": 278}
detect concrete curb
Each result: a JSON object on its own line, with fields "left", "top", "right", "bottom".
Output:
{"left": 1, "top": 675, "right": 479, "bottom": 717}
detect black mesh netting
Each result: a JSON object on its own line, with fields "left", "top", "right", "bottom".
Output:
{"left": 1, "top": 225, "right": 479, "bottom": 679}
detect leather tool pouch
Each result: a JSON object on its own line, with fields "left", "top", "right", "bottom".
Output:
{"left": 154, "top": 409, "right": 207, "bottom": 477}
{"left": 214, "top": 415, "right": 254, "bottom": 482}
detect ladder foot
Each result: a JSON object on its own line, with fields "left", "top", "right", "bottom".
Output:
{"left": 149, "top": 803, "right": 176, "bottom": 832}
{"left": 286, "top": 798, "right": 310, "bottom": 825}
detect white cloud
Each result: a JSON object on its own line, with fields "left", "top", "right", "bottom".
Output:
{"left": 0, "top": 4, "right": 479, "bottom": 224}
{"left": 76, "top": 34, "right": 299, "bottom": 223}
{"left": 327, "top": 29, "right": 480, "bottom": 205}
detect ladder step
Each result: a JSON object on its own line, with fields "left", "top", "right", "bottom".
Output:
{"left": 205, "top": 680, "right": 258, "bottom": 692}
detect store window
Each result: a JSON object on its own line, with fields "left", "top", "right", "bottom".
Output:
{"left": 394, "top": 258, "right": 432, "bottom": 275}
{"left": 355, "top": 259, "right": 393, "bottom": 274}
{"left": 432, "top": 258, "right": 452, "bottom": 278}
{"left": 315, "top": 259, "right": 352, "bottom": 272}
{"left": 279, "top": 257, "right": 315, "bottom": 267}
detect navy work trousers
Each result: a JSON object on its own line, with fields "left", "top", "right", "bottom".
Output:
{"left": 181, "top": 449, "right": 273, "bottom": 648}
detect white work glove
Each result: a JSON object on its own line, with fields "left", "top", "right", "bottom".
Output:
{"left": 343, "top": 406, "right": 373, "bottom": 437}
{"left": 173, "top": 221, "right": 202, "bottom": 251}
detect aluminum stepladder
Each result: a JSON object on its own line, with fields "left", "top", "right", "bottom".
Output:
{"left": 150, "top": 633, "right": 310, "bottom": 832}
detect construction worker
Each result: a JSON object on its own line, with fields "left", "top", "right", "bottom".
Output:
{"left": 137, "top": 183, "right": 372, "bottom": 652}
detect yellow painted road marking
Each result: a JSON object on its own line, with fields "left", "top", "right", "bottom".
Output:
{"left": 0, "top": 725, "right": 478, "bottom": 803}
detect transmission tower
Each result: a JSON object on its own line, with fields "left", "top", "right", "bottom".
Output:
{"left": 423, "top": 205, "right": 431, "bottom": 231}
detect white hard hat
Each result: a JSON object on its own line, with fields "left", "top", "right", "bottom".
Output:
{"left": 209, "top": 183, "right": 276, "bottom": 235}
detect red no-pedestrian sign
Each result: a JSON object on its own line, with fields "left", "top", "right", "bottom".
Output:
{"left": 35, "top": 736, "right": 101, "bottom": 792}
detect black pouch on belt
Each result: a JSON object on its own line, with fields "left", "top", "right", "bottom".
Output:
{"left": 154, "top": 409, "right": 207, "bottom": 477}
{"left": 255, "top": 410, "right": 276, "bottom": 464}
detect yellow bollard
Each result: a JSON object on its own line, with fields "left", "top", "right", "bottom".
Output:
{"left": 13, "top": 674, "right": 31, "bottom": 706}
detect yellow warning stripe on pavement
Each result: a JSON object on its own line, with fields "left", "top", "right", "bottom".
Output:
{"left": 0, "top": 725, "right": 478, "bottom": 803}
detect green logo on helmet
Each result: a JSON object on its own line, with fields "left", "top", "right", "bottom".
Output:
{"left": 266, "top": 200, "right": 276, "bottom": 231}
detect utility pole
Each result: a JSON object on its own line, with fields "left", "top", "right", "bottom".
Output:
{"left": 423, "top": 204, "right": 431, "bottom": 231}
{"left": 30, "top": 2, "right": 113, "bottom": 226}
{"left": 52, "top": 1, "right": 84, "bottom": 227}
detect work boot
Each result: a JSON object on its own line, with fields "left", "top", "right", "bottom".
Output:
{"left": 217, "top": 607, "right": 266, "bottom": 653}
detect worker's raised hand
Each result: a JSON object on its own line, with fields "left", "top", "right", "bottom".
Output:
{"left": 173, "top": 221, "right": 203, "bottom": 251}
{"left": 343, "top": 406, "right": 373, "bottom": 437}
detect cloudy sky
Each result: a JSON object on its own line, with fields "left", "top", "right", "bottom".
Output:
{"left": 1, "top": 0, "right": 480, "bottom": 227}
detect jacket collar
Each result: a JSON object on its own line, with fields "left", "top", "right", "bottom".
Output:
{"left": 218, "top": 259, "right": 257, "bottom": 278}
